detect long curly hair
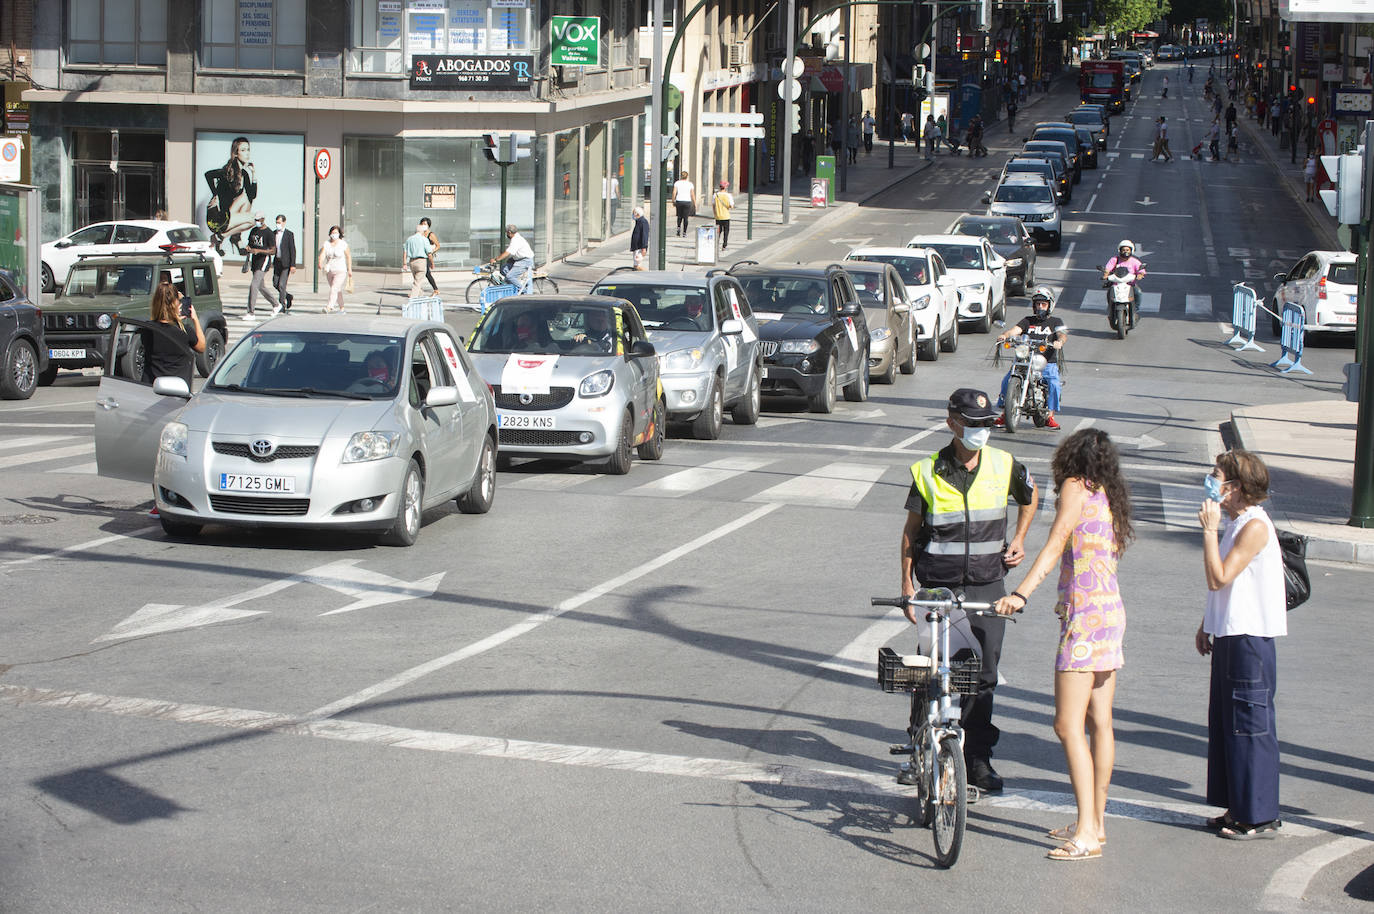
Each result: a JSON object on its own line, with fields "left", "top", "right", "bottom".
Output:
{"left": 1051, "top": 428, "right": 1134, "bottom": 555}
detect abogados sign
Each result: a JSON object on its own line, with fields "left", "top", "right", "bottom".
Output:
{"left": 411, "top": 55, "right": 534, "bottom": 90}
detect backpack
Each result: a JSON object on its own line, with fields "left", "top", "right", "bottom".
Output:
{"left": 1276, "top": 529, "right": 1310, "bottom": 611}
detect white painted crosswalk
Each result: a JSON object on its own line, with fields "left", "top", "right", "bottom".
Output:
{"left": 629, "top": 456, "right": 775, "bottom": 498}
{"left": 0, "top": 442, "right": 94, "bottom": 471}
{"left": 1067, "top": 289, "right": 1211, "bottom": 316}
{"left": 746, "top": 461, "right": 889, "bottom": 510}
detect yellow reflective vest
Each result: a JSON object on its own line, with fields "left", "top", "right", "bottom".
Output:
{"left": 910, "top": 446, "right": 1013, "bottom": 586}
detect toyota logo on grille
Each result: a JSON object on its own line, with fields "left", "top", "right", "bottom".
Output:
{"left": 65, "top": 316, "right": 75, "bottom": 327}
{"left": 519, "top": 393, "right": 534, "bottom": 405}
{"left": 250, "top": 439, "right": 276, "bottom": 457}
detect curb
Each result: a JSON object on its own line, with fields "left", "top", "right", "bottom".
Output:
{"left": 1229, "top": 409, "right": 1374, "bottom": 566}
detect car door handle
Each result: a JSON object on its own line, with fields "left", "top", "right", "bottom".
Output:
{"left": 96, "top": 397, "right": 119, "bottom": 410}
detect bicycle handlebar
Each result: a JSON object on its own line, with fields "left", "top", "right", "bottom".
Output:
{"left": 871, "top": 595, "right": 1021, "bottom": 617}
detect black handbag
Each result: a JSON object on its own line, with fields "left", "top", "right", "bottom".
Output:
{"left": 1276, "top": 529, "right": 1310, "bottom": 611}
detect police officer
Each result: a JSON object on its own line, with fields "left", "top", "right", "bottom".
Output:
{"left": 899, "top": 388, "right": 1040, "bottom": 792}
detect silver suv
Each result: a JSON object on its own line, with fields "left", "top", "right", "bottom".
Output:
{"left": 983, "top": 175, "right": 1062, "bottom": 251}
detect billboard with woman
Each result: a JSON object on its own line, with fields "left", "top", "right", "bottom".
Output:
{"left": 194, "top": 133, "right": 305, "bottom": 264}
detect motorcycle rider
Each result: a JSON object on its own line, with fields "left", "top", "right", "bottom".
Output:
{"left": 995, "top": 286, "right": 1067, "bottom": 430}
{"left": 1102, "top": 239, "right": 1147, "bottom": 326}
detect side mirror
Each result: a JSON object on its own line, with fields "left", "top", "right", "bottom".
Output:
{"left": 840, "top": 301, "right": 862, "bottom": 316}
{"left": 152, "top": 376, "right": 191, "bottom": 399}
{"left": 55, "top": 240, "right": 72, "bottom": 249}
{"left": 1274, "top": 273, "right": 1287, "bottom": 282}
{"left": 424, "top": 386, "right": 459, "bottom": 408}
{"left": 720, "top": 318, "right": 744, "bottom": 335}
{"left": 894, "top": 302, "right": 911, "bottom": 314}
{"left": 981, "top": 192, "right": 992, "bottom": 204}
{"left": 629, "top": 339, "right": 656, "bottom": 359}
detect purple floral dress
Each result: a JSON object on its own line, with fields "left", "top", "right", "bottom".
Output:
{"left": 1055, "top": 488, "right": 1125, "bottom": 672}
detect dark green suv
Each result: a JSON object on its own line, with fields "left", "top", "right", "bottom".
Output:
{"left": 39, "top": 252, "right": 229, "bottom": 386}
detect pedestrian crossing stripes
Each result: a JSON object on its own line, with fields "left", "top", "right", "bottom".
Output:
{"left": 745, "top": 461, "right": 888, "bottom": 510}
{"left": 1053, "top": 289, "right": 1216, "bottom": 317}
{"left": 0, "top": 442, "right": 93, "bottom": 471}
{"left": 628, "top": 456, "right": 774, "bottom": 498}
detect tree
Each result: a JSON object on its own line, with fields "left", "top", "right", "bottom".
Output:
{"left": 1095, "top": 0, "right": 1171, "bottom": 34}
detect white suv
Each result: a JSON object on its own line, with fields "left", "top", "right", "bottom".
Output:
{"left": 906, "top": 234, "right": 1008, "bottom": 332}
{"left": 845, "top": 247, "right": 961, "bottom": 360}
{"left": 1272, "top": 250, "right": 1358, "bottom": 335}
{"left": 983, "top": 175, "right": 1062, "bottom": 251}
{"left": 41, "top": 220, "right": 224, "bottom": 292}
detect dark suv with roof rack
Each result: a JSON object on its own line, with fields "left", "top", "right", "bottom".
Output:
{"left": 727, "top": 262, "right": 870, "bottom": 414}
{"left": 39, "top": 251, "right": 229, "bottom": 386}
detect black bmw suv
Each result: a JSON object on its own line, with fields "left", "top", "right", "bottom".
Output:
{"left": 728, "top": 262, "right": 869, "bottom": 414}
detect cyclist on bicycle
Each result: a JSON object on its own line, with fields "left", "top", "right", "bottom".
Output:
{"left": 488, "top": 223, "right": 534, "bottom": 291}
{"left": 899, "top": 387, "right": 1040, "bottom": 793}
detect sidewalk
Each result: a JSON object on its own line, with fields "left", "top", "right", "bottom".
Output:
{"left": 1237, "top": 103, "right": 1341, "bottom": 251}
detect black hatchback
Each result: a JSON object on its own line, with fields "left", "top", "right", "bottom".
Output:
{"left": 0, "top": 269, "right": 46, "bottom": 399}
{"left": 951, "top": 215, "right": 1037, "bottom": 296}
{"left": 728, "top": 262, "right": 870, "bottom": 414}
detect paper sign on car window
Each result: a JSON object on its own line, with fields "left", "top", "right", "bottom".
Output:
{"left": 435, "top": 331, "right": 477, "bottom": 402}
{"left": 844, "top": 316, "right": 858, "bottom": 350}
{"left": 501, "top": 353, "right": 558, "bottom": 395}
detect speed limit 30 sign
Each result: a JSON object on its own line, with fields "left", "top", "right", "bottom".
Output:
{"left": 314, "top": 148, "right": 332, "bottom": 181}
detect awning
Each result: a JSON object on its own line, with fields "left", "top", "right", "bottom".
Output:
{"left": 1130, "top": 30, "right": 1160, "bottom": 38}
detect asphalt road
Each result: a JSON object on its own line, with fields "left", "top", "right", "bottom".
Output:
{"left": 3, "top": 61, "right": 1373, "bottom": 912}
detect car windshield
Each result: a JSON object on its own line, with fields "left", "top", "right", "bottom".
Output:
{"left": 1070, "top": 111, "right": 1101, "bottom": 125}
{"left": 1006, "top": 162, "right": 1052, "bottom": 179}
{"left": 594, "top": 282, "right": 711, "bottom": 331}
{"left": 1026, "top": 144, "right": 1067, "bottom": 161}
{"left": 928, "top": 244, "right": 983, "bottom": 270}
{"left": 993, "top": 184, "right": 1053, "bottom": 204}
{"left": 850, "top": 254, "right": 929, "bottom": 286}
{"left": 736, "top": 277, "right": 830, "bottom": 316}
{"left": 209, "top": 331, "right": 405, "bottom": 399}
{"left": 469, "top": 301, "right": 622, "bottom": 355}
{"left": 1329, "top": 263, "right": 1358, "bottom": 286}
{"left": 62, "top": 263, "right": 155, "bottom": 297}
{"left": 956, "top": 221, "right": 1022, "bottom": 245}
{"left": 1089, "top": 73, "right": 1118, "bottom": 88}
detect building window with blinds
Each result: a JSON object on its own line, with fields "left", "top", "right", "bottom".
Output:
{"left": 67, "top": 0, "right": 167, "bottom": 67}
{"left": 350, "top": 0, "right": 538, "bottom": 76}
{"left": 201, "top": 0, "right": 306, "bottom": 72}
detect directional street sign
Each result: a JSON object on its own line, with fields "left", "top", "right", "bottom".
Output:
{"left": 700, "top": 126, "right": 766, "bottom": 139}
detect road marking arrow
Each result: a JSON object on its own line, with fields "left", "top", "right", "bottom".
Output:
{"left": 1113, "top": 432, "right": 1165, "bottom": 450}
{"left": 1136, "top": 196, "right": 1158, "bottom": 206}
{"left": 94, "top": 560, "right": 447, "bottom": 642}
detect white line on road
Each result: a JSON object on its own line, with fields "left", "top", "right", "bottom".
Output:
{"left": 0, "top": 442, "right": 93, "bottom": 470}
{"left": 1085, "top": 193, "right": 1098, "bottom": 212}
{"left": 503, "top": 473, "right": 597, "bottom": 492}
{"left": 818, "top": 607, "right": 909, "bottom": 677}
{"left": 1088, "top": 211, "right": 1192, "bottom": 218}
{"left": 888, "top": 422, "right": 946, "bottom": 451}
{"left": 1058, "top": 241, "right": 1076, "bottom": 271}
{"left": 1072, "top": 417, "right": 1097, "bottom": 433}
{"left": 0, "top": 682, "right": 1353, "bottom": 840}
{"left": 0, "top": 532, "right": 146, "bottom": 567}
{"left": 304, "top": 502, "right": 783, "bottom": 721}
{"left": 628, "top": 456, "right": 775, "bottom": 498}
{"left": 46, "top": 461, "right": 98, "bottom": 475}
{"left": 1263, "top": 833, "right": 1374, "bottom": 910}
{"left": 0, "top": 435, "right": 71, "bottom": 452}
{"left": 0, "top": 423, "right": 95, "bottom": 428}
{"left": 746, "top": 461, "right": 887, "bottom": 510}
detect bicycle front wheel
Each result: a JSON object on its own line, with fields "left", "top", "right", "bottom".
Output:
{"left": 466, "top": 277, "right": 489, "bottom": 306}
{"left": 931, "top": 735, "right": 967, "bottom": 868}
{"left": 533, "top": 276, "right": 559, "bottom": 294}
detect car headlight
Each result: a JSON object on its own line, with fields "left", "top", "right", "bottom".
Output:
{"left": 961, "top": 283, "right": 987, "bottom": 294}
{"left": 579, "top": 369, "right": 615, "bottom": 397}
{"left": 96, "top": 313, "right": 113, "bottom": 330}
{"left": 159, "top": 421, "right": 188, "bottom": 458}
{"left": 779, "top": 339, "right": 820, "bottom": 353}
{"left": 870, "top": 326, "right": 892, "bottom": 342}
{"left": 913, "top": 293, "right": 932, "bottom": 310}
{"left": 1004, "top": 257, "right": 1024, "bottom": 267}
{"left": 342, "top": 430, "right": 400, "bottom": 463}
{"left": 661, "top": 347, "right": 705, "bottom": 372}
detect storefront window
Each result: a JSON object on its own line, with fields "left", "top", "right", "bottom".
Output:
{"left": 68, "top": 0, "right": 167, "bottom": 67}
{"left": 350, "top": 0, "right": 538, "bottom": 75}
{"left": 583, "top": 123, "right": 607, "bottom": 243}
{"left": 551, "top": 129, "right": 582, "bottom": 261}
{"left": 469, "top": 142, "right": 539, "bottom": 262}
{"left": 202, "top": 0, "right": 306, "bottom": 72}
{"left": 610, "top": 116, "right": 636, "bottom": 237}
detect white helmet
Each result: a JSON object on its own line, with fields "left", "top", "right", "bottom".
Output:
{"left": 1029, "top": 285, "right": 1056, "bottom": 314}
{"left": 1117, "top": 239, "right": 1135, "bottom": 255}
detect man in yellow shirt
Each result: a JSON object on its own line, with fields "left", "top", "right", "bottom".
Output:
{"left": 713, "top": 180, "right": 735, "bottom": 251}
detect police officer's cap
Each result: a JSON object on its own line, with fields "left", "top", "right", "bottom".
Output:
{"left": 947, "top": 388, "right": 998, "bottom": 424}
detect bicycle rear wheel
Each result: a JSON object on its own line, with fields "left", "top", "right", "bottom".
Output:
{"left": 466, "top": 277, "right": 489, "bottom": 305}
{"left": 533, "top": 276, "right": 559, "bottom": 294}
{"left": 931, "top": 735, "right": 967, "bottom": 868}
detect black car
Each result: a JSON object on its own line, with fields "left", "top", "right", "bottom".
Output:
{"left": 729, "top": 262, "right": 870, "bottom": 414}
{"left": 0, "top": 269, "right": 46, "bottom": 399}
{"left": 951, "top": 215, "right": 1037, "bottom": 296}
{"left": 1067, "top": 107, "right": 1109, "bottom": 148}
{"left": 1014, "top": 152, "right": 1071, "bottom": 203}
{"left": 1029, "top": 128, "right": 1085, "bottom": 180}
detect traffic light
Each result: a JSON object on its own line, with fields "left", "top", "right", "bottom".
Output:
{"left": 662, "top": 118, "right": 679, "bottom": 161}
{"left": 482, "top": 133, "right": 502, "bottom": 163}
{"left": 1320, "top": 151, "right": 1365, "bottom": 224}
{"left": 1307, "top": 96, "right": 1316, "bottom": 106}
{"left": 506, "top": 132, "right": 533, "bottom": 163}
{"left": 789, "top": 103, "right": 802, "bottom": 134}
{"left": 914, "top": 63, "right": 927, "bottom": 84}
{"left": 977, "top": 0, "right": 991, "bottom": 31}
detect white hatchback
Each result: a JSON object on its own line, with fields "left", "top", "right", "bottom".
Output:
{"left": 906, "top": 234, "right": 1008, "bottom": 333}
{"left": 845, "top": 247, "right": 961, "bottom": 360}
{"left": 1272, "top": 251, "right": 1358, "bottom": 335}
{"left": 42, "top": 220, "right": 224, "bottom": 292}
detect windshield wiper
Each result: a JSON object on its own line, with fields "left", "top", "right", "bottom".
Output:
{"left": 274, "top": 387, "right": 375, "bottom": 400}
{"left": 208, "top": 383, "right": 311, "bottom": 398}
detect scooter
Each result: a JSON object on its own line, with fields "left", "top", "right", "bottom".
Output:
{"left": 996, "top": 334, "right": 1055, "bottom": 432}
{"left": 1103, "top": 263, "right": 1143, "bottom": 339}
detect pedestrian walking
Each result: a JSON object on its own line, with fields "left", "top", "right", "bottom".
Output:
{"left": 1159, "top": 116, "right": 1173, "bottom": 162}
{"left": 901, "top": 111, "right": 915, "bottom": 143}
{"left": 845, "top": 117, "right": 860, "bottom": 164}
{"left": 1227, "top": 123, "right": 1239, "bottom": 160}
{"left": 899, "top": 388, "right": 1040, "bottom": 794}
{"left": 1304, "top": 153, "right": 1318, "bottom": 202}
{"left": 1162, "top": 75, "right": 1169, "bottom": 99}
{"left": 244, "top": 213, "right": 279, "bottom": 319}
{"left": 672, "top": 170, "right": 697, "bottom": 237}
{"left": 924, "top": 114, "right": 940, "bottom": 159}
{"left": 937, "top": 113, "right": 948, "bottom": 142}
{"left": 828, "top": 123, "right": 843, "bottom": 159}
{"left": 968, "top": 115, "right": 987, "bottom": 157}
{"left": 800, "top": 130, "right": 816, "bottom": 174}
{"left": 995, "top": 429, "right": 1133, "bottom": 862}
{"left": 1018, "top": 71, "right": 1028, "bottom": 101}
{"left": 1225, "top": 101, "right": 1237, "bottom": 132}
{"left": 1151, "top": 117, "right": 1165, "bottom": 161}
{"left": 1196, "top": 449, "right": 1286, "bottom": 841}
{"left": 270, "top": 213, "right": 295, "bottom": 313}
{"left": 420, "top": 217, "right": 441, "bottom": 294}
{"left": 630, "top": 206, "right": 649, "bottom": 270}
{"left": 1006, "top": 95, "right": 1018, "bottom": 132}
{"left": 318, "top": 225, "right": 352, "bottom": 313}
{"left": 862, "top": 111, "right": 875, "bottom": 153}
{"left": 712, "top": 180, "right": 734, "bottom": 251}
{"left": 1208, "top": 118, "right": 1222, "bottom": 162}
{"left": 402, "top": 220, "right": 436, "bottom": 299}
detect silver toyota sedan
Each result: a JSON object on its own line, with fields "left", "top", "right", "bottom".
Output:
{"left": 93, "top": 314, "right": 498, "bottom": 545}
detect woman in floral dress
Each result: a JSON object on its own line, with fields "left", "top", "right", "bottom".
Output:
{"left": 996, "top": 429, "right": 1133, "bottom": 862}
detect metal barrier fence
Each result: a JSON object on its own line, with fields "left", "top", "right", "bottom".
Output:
{"left": 1270, "top": 302, "right": 1313, "bottom": 375}
{"left": 402, "top": 296, "right": 444, "bottom": 321}
{"left": 1227, "top": 283, "right": 1265, "bottom": 352}
{"left": 480, "top": 283, "right": 519, "bottom": 313}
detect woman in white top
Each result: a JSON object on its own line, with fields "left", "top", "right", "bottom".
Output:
{"left": 1196, "top": 448, "right": 1286, "bottom": 840}
{"left": 318, "top": 224, "right": 354, "bottom": 313}
{"left": 671, "top": 171, "right": 697, "bottom": 238}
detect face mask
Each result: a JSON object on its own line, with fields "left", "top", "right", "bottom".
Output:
{"left": 960, "top": 426, "right": 992, "bottom": 450}
{"left": 329, "top": 232, "right": 339, "bottom": 241}
{"left": 1203, "top": 474, "right": 1224, "bottom": 502}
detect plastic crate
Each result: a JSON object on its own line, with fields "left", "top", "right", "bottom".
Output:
{"left": 877, "top": 647, "right": 981, "bottom": 696}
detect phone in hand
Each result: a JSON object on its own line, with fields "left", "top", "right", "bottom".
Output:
{"left": 179, "top": 297, "right": 191, "bottom": 319}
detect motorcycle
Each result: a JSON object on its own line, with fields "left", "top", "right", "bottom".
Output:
{"left": 1103, "top": 263, "right": 1144, "bottom": 339}
{"left": 996, "top": 334, "right": 1056, "bottom": 433}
